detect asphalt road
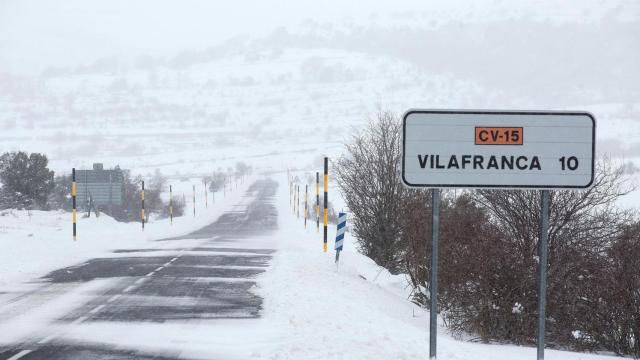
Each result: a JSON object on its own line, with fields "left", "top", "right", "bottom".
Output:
{"left": 0, "top": 178, "right": 278, "bottom": 360}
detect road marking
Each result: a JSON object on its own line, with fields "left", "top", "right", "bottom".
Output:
{"left": 71, "top": 315, "right": 88, "bottom": 325}
{"left": 89, "top": 304, "right": 106, "bottom": 314}
{"left": 155, "top": 266, "right": 165, "bottom": 271}
{"left": 146, "top": 271, "right": 155, "bottom": 277}
{"left": 107, "top": 294, "right": 121, "bottom": 303}
{"left": 123, "top": 285, "right": 135, "bottom": 293}
{"left": 8, "top": 349, "right": 32, "bottom": 360}
{"left": 37, "top": 333, "right": 57, "bottom": 344}
{"left": 135, "top": 278, "right": 146, "bottom": 285}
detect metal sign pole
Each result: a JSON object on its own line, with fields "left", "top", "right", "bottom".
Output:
{"left": 537, "top": 190, "right": 550, "bottom": 360}
{"left": 430, "top": 188, "right": 440, "bottom": 360}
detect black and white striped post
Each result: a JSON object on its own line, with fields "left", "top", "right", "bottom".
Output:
{"left": 334, "top": 212, "right": 346, "bottom": 263}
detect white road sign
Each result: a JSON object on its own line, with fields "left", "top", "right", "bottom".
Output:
{"left": 402, "top": 110, "right": 596, "bottom": 189}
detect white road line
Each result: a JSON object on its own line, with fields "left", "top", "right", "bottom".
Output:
{"left": 135, "top": 278, "right": 146, "bottom": 285}
{"left": 8, "top": 349, "right": 32, "bottom": 360}
{"left": 146, "top": 271, "right": 155, "bottom": 277}
{"left": 155, "top": 266, "right": 164, "bottom": 271}
{"left": 71, "top": 316, "right": 88, "bottom": 325}
{"left": 89, "top": 304, "right": 106, "bottom": 314}
{"left": 107, "top": 294, "right": 121, "bottom": 303}
{"left": 123, "top": 285, "right": 135, "bottom": 293}
{"left": 37, "top": 333, "right": 57, "bottom": 344}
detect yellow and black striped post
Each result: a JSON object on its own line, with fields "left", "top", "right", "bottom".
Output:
{"left": 169, "top": 185, "right": 173, "bottom": 225}
{"left": 304, "top": 184, "right": 308, "bottom": 229}
{"left": 193, "top": 184, "right": 196, "bottom": 217}
{"left": 204, "top": 180, "right": 208, "bottom": 208}
{"left": 141, "top": 181, "right": 145, "bottom": 231}
{"left": 315, "top": 171, "right": 320, "bottom": 233}
{"left": 323, "top": 157, "right": 328, "bottom": 252}
{"left": 72, "top": 168, "right": 77, "bottom": 241}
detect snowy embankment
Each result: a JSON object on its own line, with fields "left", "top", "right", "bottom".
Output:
{"left": 253, "top": 173, "right": 621, "bottom": 360}
{"left": 0, "top": 177, "right": 253, "bottom": 292}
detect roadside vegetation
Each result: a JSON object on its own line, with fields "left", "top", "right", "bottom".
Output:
{"left": 0, "top": 151, "right": 254, "bottom": 224}
{"left": 335, "top": 111, "right": 639, "bottom": 358}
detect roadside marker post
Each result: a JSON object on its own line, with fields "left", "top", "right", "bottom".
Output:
{"left": 296, "top": 185, "right": 300, "bottom": 219}
{"left": 323, "top": 157, "right": 328, "bottom": 253}
{"left": 204, "top": 180, "right": 208, "bottom": 208}
{"left": 72, "top": 168, "right": 77, "bottom": 241}
{"left": 401, "top": 109, "right": 596, "bottom": 360}
{"left": 193, "top": 185, "right": 196, "bottom": 217}
{"left": 316, "top": 172, "right": 320, "bottom": 233}
{"left": 169, "top": 185, "right": 173, "bottom": 225}
{"left": 334, "top": 212, "right": 347, "bottom": 263}
{"left": 141, "top": 181, "right": 145, "bottom": 231}
{"left": 304, "top": 184, "right": 308, "bottom": 229}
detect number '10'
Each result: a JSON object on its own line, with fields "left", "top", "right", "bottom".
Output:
{"left": 559, "top": 156, "right": 579, "bottom": 170}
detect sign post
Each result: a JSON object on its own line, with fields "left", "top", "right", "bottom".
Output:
{"left": 537, "top": 190, "right": 550, "bottom": 360}
{"left": 429, "top": 189, "right": 440, "bottom": 360}
{"left": 401, "top": 109, "right": 595, "bottom": 360}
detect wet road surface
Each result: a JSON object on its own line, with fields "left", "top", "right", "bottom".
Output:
{"left": 0, "top": 178, "right": 278, "bottom": 359}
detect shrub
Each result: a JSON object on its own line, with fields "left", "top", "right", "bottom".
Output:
{"left": 0, "top": 151, "right": 54, "bottom": 210}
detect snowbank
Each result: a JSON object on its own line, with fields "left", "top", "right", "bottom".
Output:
{"left": 253, "top": 173, "right": 622, "bottom": 360}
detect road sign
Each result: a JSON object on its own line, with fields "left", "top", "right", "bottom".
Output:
{"left": 402, "top": 110, "right": 596, "bottom": 189}
{"left": 76, "top": 164, "right": 124, "bottom": 207}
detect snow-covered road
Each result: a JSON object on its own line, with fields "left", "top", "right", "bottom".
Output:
{"left": 0, "top": 179, "right": 278, "bottom": 359}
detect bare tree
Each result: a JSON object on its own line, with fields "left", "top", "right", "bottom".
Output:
{"left": 334, "top": 110, "right": 421, "bottom": 273}
{"left": 443, "top": 159, "right": 636, "bottom": 346}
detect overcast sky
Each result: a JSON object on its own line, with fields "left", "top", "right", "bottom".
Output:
{"left": 0, "top": 0, "right": 638, "bottom": 75}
